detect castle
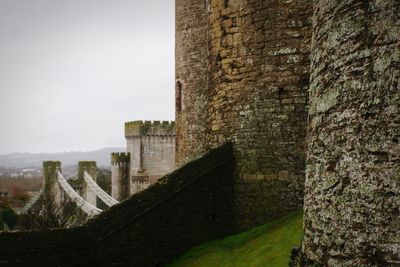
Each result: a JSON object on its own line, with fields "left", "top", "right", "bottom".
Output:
{"left": 111, "top": 121, "right": 176, "bottom": 199}
{"left": 0, "top": 0, "right": 398, "bottom": 266}
{"left": 62, "top": 121, "right": 176, "bottom": 205}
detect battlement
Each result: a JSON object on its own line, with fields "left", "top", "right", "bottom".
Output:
{"left": 125, "top": 120, "right": 176, "bottom": 138}
{"left": 78, "top": 161, "right": 97, "bottom": 181}
{"left": 43, "top": 161, "right": 61, "bottom": 169}
{"left": 111, "top": 152, "right": 130, "bottom": 164}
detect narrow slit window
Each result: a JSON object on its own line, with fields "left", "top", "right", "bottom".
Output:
{"left": 176, "top": 81, "right": 183, "bottom": 112}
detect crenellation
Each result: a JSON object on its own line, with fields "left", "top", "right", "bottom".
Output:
{"left": 111, "top": 152, "right": 130, "bottom": 164}
{"left": 125, "top": 120, "right": 175, "bottom": 137}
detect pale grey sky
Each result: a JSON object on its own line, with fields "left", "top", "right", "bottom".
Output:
{"left": 0, "top": 0, "right": 174, "bottom": 154}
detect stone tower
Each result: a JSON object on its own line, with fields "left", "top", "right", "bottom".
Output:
{"left": 175, "top": 0, "right": 209, "bottom": 165}
{"left": 111, "top": 152, "right": 130, "bottom": 201}
{"left": 176, "top": 0, "right": 312, "bottom": 230}
{"left": 125, "top": 121, "right": 176, "bottom": 185}
{"left": 302, "top": 0, "right": 400, "bottom": 265}
{"left": 78, "top": 161, "right": 97, "bottom": 207}
{"left": 43, "top": 161, "right": 62, "bottom": 204}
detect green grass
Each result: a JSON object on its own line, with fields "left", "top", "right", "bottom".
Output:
{"left": 169, "top": 211, "right": 303, "bottom": 267}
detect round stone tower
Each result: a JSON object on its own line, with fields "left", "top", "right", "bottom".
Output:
{"left": 78, "top": 161, "right": 97, "bottom": 206}
{"left": 43, "top": 161, "right": 62, "bottom": 204}
{"left": 175, "top": 0, "right": 209, "bottom": 165}
{"left": 303, "top": 0, "right": 400, "bottom": 265}
{"left": 111, "top": 152, "right": 130, "bottom": 201}
{"left": 206, "top": 0, "right": 312, "bottom": 229}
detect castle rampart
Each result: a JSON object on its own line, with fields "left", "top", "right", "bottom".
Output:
{"left": 125, "top": 120, "right": 175, "bottom": 137}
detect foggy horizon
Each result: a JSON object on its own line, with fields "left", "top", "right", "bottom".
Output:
{"left": 0, "top": 0, "right": 175, "bottom": 154}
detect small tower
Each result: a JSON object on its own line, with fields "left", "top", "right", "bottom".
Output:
{"left": 43, "top": 161, "right": 62, "bottom": 205}
{"left": 125, "top": 120, "right": 176, "bottom": 186}
{"left": 111, "top": 152, "right": 130, "bottom": 201}
{"left": 78, "top": 161, "right": 97, "bottom": 207}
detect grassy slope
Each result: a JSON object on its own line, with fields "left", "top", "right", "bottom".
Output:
{"left": 169, "top": 211, "right": 303, "bottom": 267}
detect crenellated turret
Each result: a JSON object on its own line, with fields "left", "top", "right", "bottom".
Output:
{"left": 125, "top": 120, "right": 176, "bottom": 186}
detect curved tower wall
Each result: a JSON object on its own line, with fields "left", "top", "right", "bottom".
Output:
{"left": 303, "top": 0, "right": 400, "bottom": 265}
{"left": 205, "top": 0, "right": 312, "bottom": 229}
{"left": 111, "top": 152, "right": 130, "bottom": 201}
{"left": 175, "top": 0, "right": 209, "bottom": 166}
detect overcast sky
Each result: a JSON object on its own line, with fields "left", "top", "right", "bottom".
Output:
{"left": 0, "top": 0, "right": 174, "bottom": 154}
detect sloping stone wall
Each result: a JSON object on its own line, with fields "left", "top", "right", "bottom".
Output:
{"left": 0, "top": 144, "right": 235, "bottom": 267}
{"left": 303, "top": 0, "right": 400, "bottom": 265}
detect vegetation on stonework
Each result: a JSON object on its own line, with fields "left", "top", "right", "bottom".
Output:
{"left": 169, "top": 211, "right": 303, "bottom": 267}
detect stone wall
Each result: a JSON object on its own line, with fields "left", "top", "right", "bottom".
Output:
{"left": 0, "top": 144, "right": 235, "bottom": 267}
{"left": 78, "top": 161, "right": 97, "bottom": 207}
{"left": 125, "top": 121, "right": 175, "bottom": 186}
{"left": 176, "top": 0, "right": 312, "bottom": 230}
{"left": 175, "top": 0, "right": 209, "bottom": 166}
{"left": 302, "top": 0, "right": 400, "bottom": 265}
{"left": 111, "top": 153, "right": 130, "bottom": 201}
{"left": 43, "top": 161, "right": 62, "bottom": 205}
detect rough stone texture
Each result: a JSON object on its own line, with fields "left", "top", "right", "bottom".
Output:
{"left": 0, "top": 144, "right": 235, "bottom": 267}
{"left": 111, "top": 153, "right": 130, "bottom": 201}
{"left": 43, "top": 161, "right": 62, "bottom": 205}
{"left": 303, "top": 0, "right": 400, "bottom": 265}
{"left": 175, "top": 0, "right": 209, "bottom": 166}
{"left": 78, "top": 161, "right": 97, "bottom": 207}
{"left": 175, "top": 0, "right": 312, "bottom": 230}
{"left": 125, "top": 121, "right": 176, "bottom": 184}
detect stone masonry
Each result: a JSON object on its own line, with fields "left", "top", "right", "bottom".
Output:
{"left": 43, "top": 161, "right": 62, "bottom": 205}
{"left": 125, "top": 121, "right": 176, "bottom": 193}
{"left": 111, "top": 153, "right": 130, "bottom": 201}
{"left": 302, "top": 0, "right": 400, "bottom": 265}
{"left": 176, "top": 0, "right": 312, "bottom": 230}
{"left": 78, "top": 161, "right": 97, "bottom": 207}
{"left": 175, "top": 0, "right": 209, "bottom": 166}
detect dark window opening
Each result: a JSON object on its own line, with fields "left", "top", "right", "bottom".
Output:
{"left": 176, "top": 80, "right": 183, "bottom": 112}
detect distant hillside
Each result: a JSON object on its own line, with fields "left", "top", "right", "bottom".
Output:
{"left": 0, "top": 148, "right": 125, "bottom": 168}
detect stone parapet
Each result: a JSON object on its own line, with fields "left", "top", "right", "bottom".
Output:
{"left": 125, "top": 121, "right": 175, "bottom": 138}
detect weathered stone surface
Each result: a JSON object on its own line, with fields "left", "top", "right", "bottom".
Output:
{"left": 125, "top": 121, "right": 176, "bottom": 183}
{"left": 176, "top": 0, "right": 312, "bottom": 230}
{"left": 303, "top": 0, "right": 400, "bottom": 265}
{"left": 111, "top": 152, "right": 130, "bottom": 201}
{"left": 175, "top": 0, "right": 209, "bottom": 166}
{"left": 78, "top": 161, "right": 97, "bottom": 206}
